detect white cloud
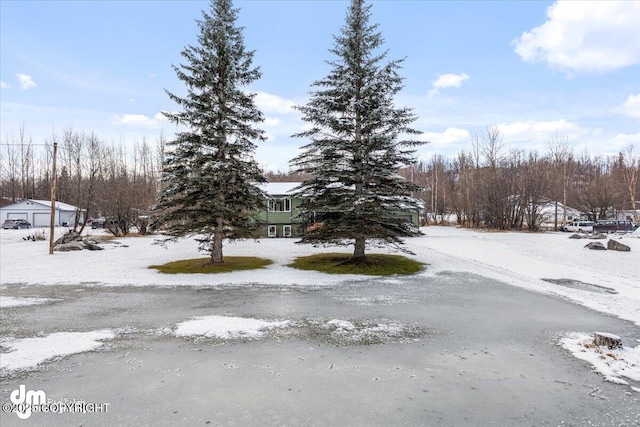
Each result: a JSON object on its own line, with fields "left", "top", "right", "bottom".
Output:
{"left": 570, "top": 131, "right": 640, "bottom": 158}
{"left": 513, "top": 1, "right": 640, "bottom": 74}
{"left": 254, "top": 91, "right": 296, "bottom": 114}
{"left": 264, "top": 117, "right": 280, "bottom": 127}
{"left": 498, "top": 119, "right": 581, "bottom": 143}
{"left": 16, "top": 74, "right": 37, "bottom": 90}
{"left": 610, "top": 132, "right": 640, "bottom": 148}
{"left": 114, "top": 112, "right": 169, "bottom": 129}
{"left": 419, "top": 127, "right": 471, "bottom": 145}
{"left": 430, "top": 73, "right": 470, "bottom": 95}
{"left": 0, "top": 81, "right": 9, "bottom": 89}
{"left": 620, "top": 93, "right": 640, "bottom": 119}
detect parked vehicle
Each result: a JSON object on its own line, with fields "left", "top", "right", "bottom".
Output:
{"left": 91, "top": 217, "right": 106, "bottom": 229}
{"left": 594, "top": 220, "right": 634, "bottom": 233}
{"left": 2, "top": 219, "right": 32, "bottom": 229}
{"left": 561, "top": 220, "right": 595, "bottom": 233}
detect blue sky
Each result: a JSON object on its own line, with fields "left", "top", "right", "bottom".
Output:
{"left": 1, "top": 0, "right": 639, "bottom": 172}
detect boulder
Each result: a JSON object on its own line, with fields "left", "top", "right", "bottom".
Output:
{"left": 594, "top": 332, "right": 622, "bottom": 349}
{"left": 584, "top": 242, "right": 606, "bottom": 250}
{"left": 607, "top": 239, "right": 630, "bottom": 252}
{"left": 568, "top": 233, "right": 582, "bottom": 239}
{"left": 53, "top": 235, "right": 107, "bottom": 251}
{"left": 55, "top": 241, "right": 85, "bottom": 251}
{"left": 589, "top": 233, "right": 607, "bottom": 240}
{"left": 54, "top": 232, "right": 82, "bottom": 245}
{"left": 83, "top": 240, "right": 104, "bottom": 251}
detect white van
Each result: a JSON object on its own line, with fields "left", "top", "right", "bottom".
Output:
{"left": 562, "top": 220, "right": 595, "bottom": 233}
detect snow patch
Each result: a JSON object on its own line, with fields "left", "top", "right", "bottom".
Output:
{"left": 174, "top": 315, "right": 290, "bottom": 339}
{"left": 0, "top": 330, "right": 115, "bottom": 374}
{"left": 0, "top": 296, "right": 58, "bottom": 308}
{"left": 326, "top": 319, "right": 356, "bottom": 331}
{"left": 559, "top": 332, "right": 640, "bottom": 386}
{"left": 321, "top": 318, "right": 420, "bottom": 345}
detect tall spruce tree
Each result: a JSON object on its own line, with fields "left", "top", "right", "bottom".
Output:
{"left": 154, "top": 0, "right": 266, "bottom": 264}
{"left": 290, "top": 0, "right": 425, "bottom": 262}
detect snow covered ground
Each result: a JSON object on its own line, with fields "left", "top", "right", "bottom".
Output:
{"left": 2, "top": 226, "right": 638, "bottom": 324}
{"left": 174, "top": 315, "right": 291, "bottom": 339}
{"left": 413, "top": 227, "right": 640, "bottom": 327}
{"left": 0, "top": 330, "right": 115, "bottom": 373}
{"left": 560, "top": 332, "right": 640, "bottom": 388}
{"left": 1, "top": 226, "right": 639, "bottom": 388}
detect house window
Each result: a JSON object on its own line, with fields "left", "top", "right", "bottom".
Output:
{"left": 268, "top": 198, "right": 291, "bottom": 212}
{"left": 283, "top": 225, "right": 292, "bottom": 237}
{"left": 268, "top": 225, "right": 277, "bottom": 237}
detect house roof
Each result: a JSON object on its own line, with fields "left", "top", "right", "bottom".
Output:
{"left": 1, "top": 199, "right": 82, "bottom": 212}
{"left": 257, "top": 182, "right": 302, "bottom": 196}
{"left": 538, "top": 200, "right": 581, "bottom": 214}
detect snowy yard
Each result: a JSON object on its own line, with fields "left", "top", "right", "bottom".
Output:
{"left": 2, "top": 226, "right": 639, "bottom": 324}
{"left": 1, "top": 226, "right": 639, "bottom": 425}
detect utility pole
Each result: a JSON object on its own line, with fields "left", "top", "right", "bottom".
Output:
{"left": 49, "top": 142, "right": 57, "bottom": 255}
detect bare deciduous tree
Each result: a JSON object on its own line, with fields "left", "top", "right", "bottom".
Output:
{"left": 620, "top": 144, "right": 639, "bottom": 224}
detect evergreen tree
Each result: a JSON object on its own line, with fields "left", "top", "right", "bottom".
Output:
{"left": 290, "top": 0, "right": 425, "bottom": 262}
{"left": 154, "top": 0, "right": 266, "bottom": 264}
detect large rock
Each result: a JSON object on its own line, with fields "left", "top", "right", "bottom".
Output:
{"left": 589, "top": 233, "right": 607, "bottom": 240}
{"left": 83, "top": 240, "right": 104, "bottom": 251}
{"left": 55, "top": 241, "right": 85, "bottom": 251}
{"left": 568, "top": 233, "right": 582, "bottom": 239}
{"left": 607, "top": 239, "right": 630, "bottom": 252}
{"left": 53, "top": 234, "right": 106, "bottom": 251}
{"left": 54, "top": 231, "right": 82, "bottom": 245}
{"left": 584, "top": 242, "right": 606, "bottom": 250}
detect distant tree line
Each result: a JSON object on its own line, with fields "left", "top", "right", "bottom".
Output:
{"left": 0, "top": 125, "right": 635, "bottom": 235}
{"left": 0, "top": 127, "right": 165, "bottom": 236}
{"left": 2, "top": 126, "right": 637, "bottom": 236}
{"left": 395, "top": 128, "right": 639, "bottom": 230}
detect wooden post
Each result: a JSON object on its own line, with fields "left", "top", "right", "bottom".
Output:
{"left": 49, "top": 142, "right": 57, "bottom": 255}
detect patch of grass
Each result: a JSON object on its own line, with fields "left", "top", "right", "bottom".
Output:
{"left": 94, "top": 234, "right": 120, "bottom": 241}
{"left": 288, "top": 253, "right": 424, "bottom": 276}
{"left": 95, "top": 232, "right": 147, "bottom": 240}
{"left": 150, "top": 257, "right": 272, "bottom": 274}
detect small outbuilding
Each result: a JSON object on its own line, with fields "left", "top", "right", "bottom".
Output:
{"left": 0, "top": 199, "right": 84, "bottom": 227}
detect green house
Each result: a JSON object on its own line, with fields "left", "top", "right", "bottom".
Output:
{"left": 256, "top": 182, "right": 305, "bottom": 238}
{"left": 256, "top": 182, "right": 420, "bottom": 238}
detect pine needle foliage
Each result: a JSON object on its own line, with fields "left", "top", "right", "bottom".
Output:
{"left": 290, "top": 0, "right": 426, "bottom": 261}
{"left": 154, "top": 0, "right": 267, "bottom": 264}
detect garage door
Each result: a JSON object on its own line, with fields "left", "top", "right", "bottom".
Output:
{"left": 7, "top": 212, "right": 28, "bottom": 220}
{"left": 33, "top": 213, "right": 51, "bottom": 227}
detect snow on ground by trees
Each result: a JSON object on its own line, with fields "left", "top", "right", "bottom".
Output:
{"left": 1, "top": 226, "right": 639, "bottom": 381}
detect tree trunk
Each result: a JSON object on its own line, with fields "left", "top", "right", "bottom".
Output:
{"left": 210, "top": 216, "right": 224, "bottom": 264}
{"left": 353, "top": 236, "right": 366, "bottom": 260}
{"left": 628, "top": 180, "right": 639, "bottom": 225}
